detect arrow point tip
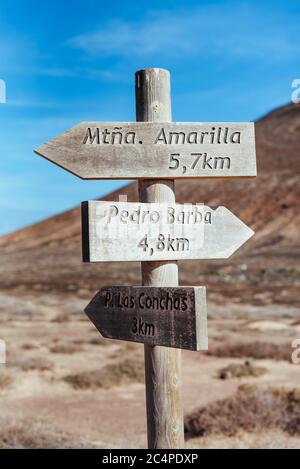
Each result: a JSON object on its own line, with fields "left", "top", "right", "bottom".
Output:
{"left": 34, "top": 146, "right": 44, "bottom": 157}
{"left": 247, "top": 226, "right": 255, "bottom": 240}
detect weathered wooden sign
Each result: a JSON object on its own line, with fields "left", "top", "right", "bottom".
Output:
{"left": 34, "top": 67, "right": 257, "bottom": 450}
{"left": 81, "top": 200, "right": 254, "bottom": 262}
{"left": 35, "top": 122, "right": 256, "bottom": 179}
{"left": 84, "top": 286, "right": 207, "bottom": 351}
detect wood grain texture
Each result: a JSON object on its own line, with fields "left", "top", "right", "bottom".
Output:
{"left": 84, "top": 286, "right": 207, "bottom": 351}
{"left": 136, "top": 68, "right": 184, "bottom": 449}
{"left": 81, "top": 200, "right": 254, "bottom": 262}
{"left": 34, "top": 122, "right": 256, "bottom": 179}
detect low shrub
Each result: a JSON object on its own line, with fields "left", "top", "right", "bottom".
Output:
{"left": 207, "top": 341, "right": 291, "bottom": 361}
{"left": 64, "top": 358, "right": 144, "bottom": 390}
{"left": 185, "top": 384, "right": 300, "bottom": 438}
{"left": 218, "top": 361, "right": 267, "bottom": 379}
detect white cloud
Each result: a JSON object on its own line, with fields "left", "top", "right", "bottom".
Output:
{"left": 68, "top": 3, "right": 300, "bottom": 62}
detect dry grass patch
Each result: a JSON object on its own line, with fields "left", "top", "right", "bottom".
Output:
{"left": 207, "top": 341, "right": 291, "bottom": 361}
{"left": 0, "top": 372, "right": 14, "bottom": 390}
{"left": 21, "top": 343, "right": 39, "bottom": 350}
{"left": 218, "top": 361, "right": 267, "bottom": 380}
{"left": 0, "top": 418, "right": 87, "bottom": 449}
{"left": 186, "top": 430, "right": 300, "bottom": 449}
{"left": 64, "top": 358, "right": 144, "bottom": 390}
{"left": 50, "top": 343, "right": 83, "bottom": 354}
{"left": 9, "top": 356, "right": 53, "bottom": 371}
{"left": 51, "top": 312, "right": 70, "bottom": 323}
{"left": 185, "top": 384, "right": 300, "bottom": 439}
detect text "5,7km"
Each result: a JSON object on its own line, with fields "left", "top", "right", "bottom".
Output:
{"left": 169, "top": 152, "right": 231, "bottom": 174}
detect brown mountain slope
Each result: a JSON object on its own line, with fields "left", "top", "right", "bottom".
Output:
{"left": 0, "top": 103, "right": 299, "bottom": 307}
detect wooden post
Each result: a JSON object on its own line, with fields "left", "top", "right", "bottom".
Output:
{"left": 135, "top": 68, "right": 184, "bottom": 449}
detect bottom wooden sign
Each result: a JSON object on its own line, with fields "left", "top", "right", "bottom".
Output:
{"left": 84, "top": 286, "right": 207, "bottom": 351}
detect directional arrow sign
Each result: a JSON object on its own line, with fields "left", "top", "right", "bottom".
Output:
{"left": 81, "top": 201, "right": 254, "bottom": 262}
{"left": 84, "top": 286, "right": 207, "bottom": 351}
{"left": 35, "top": 122, "right": 256, "bottom": 179}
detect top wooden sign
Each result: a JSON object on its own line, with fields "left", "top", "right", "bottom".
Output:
{"left": 35, "top": 122, "right": 256, "bottom": 179}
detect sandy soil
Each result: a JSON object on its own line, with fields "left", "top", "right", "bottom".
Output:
{"left": 0, "top": 290, "right": 299, "bottom": 449}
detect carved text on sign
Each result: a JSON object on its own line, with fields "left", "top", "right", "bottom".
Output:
{"left": 83, "top": 126, "right": 241, "bottom": 146}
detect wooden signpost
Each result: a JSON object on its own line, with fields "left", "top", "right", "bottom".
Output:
{"left": 35, "top": 122, "right": 256, "bottom": 179}
{"left": 35, "top": 68, "right": 256, "bottom": 449}
{"left": 85, "top": 286, "right": 207, "bottom": 351}
{"left": 81, "top": 200, "right": 254, "bottom": 262}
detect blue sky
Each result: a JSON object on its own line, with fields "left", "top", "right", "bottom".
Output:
{"left": 0, "top": 0, "right": 299, "bottom": 235}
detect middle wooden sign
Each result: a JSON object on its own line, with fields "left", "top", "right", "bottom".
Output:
{"left": 82, "top": 201, "right": 254, "bottom": 262}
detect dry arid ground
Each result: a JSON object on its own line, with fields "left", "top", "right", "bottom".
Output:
{"left": 0, "top": 103, "right": 300, "bottom": 448}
